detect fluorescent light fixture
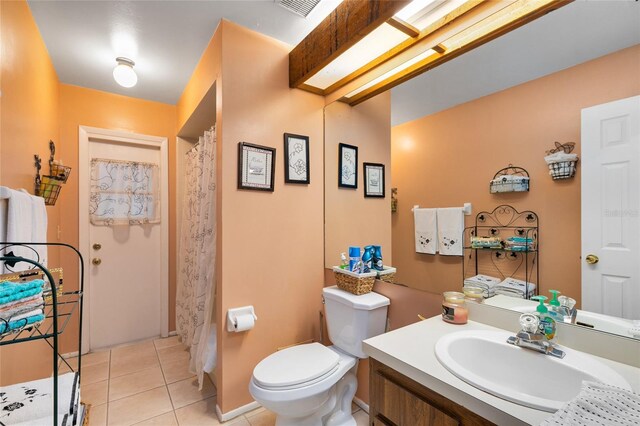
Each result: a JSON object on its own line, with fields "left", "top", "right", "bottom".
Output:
{"left": 305, "top": 23, "right": 410, "bottom": 90}
{"left": 395, "top": 0, "right": 437, "bottom": 21}
{"left": 113, "top": 57, "right": 137, "bottom": 88}
{"left": 344, "top": 48, "right": 437, "bottom": 99}
{"left": 292, "top": 0, "right": 569, "bottom": 104}
{"left": 411, "top": 0, "right": 472, "bottom": 30}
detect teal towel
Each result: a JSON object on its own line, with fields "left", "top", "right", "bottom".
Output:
{"left": 0, "top": 280, "right": 44, "bottom": 305}
{"left": 0, "top": 313, "right": 45, "bottom": 334}
{"left": 0, "top": 287, "right": 44, "bottom": 306}
{"left": 0, "top": 279, "right": 44, "bottom": 298}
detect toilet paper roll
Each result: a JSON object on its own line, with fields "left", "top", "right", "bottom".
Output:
{"left": 234, "top": 314, "right": 255, "bottom": 332}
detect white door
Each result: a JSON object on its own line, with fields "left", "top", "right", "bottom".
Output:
{"left": 581, "top": 96, "right": 640, "bottom": 320}
{"left": 79, "top": 127, "right": 168, "bottom": 351}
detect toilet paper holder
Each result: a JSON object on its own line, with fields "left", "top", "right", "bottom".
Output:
{"left": 226, "top": 306, "right": 258, "bottom": 332}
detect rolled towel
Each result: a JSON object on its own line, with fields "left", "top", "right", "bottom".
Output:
{"left": 0, "top": 280, "right": 44, "bottom": 298}
{"left": 0, "top": 280, "right": 45, "bottom": 307}
{"left": 0, "top": 313, "right": 45, "bottom": 334}
{"left": 0, "top": 293, "right": 43, "bottom": 311}
{"left": 544, "top": 152, "right": 578, "bottom": 164}
{"left": 0, "top": 302, "right": 44, "bottom": 321}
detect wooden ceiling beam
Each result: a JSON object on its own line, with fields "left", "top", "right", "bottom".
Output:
{"left": 288, "top": 0, "right": 411, "bottom": 89}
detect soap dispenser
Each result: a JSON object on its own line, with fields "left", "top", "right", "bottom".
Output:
{"left": 547, "top": 290, "right": 563, "bottom": 321}
{"left": 531, "top": 295, "right": 556, "bottom": 340}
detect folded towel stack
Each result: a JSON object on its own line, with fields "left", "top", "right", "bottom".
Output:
{"left": 504, "top": 236, "right": 535, "bottom": 251}
{"left": 0, "top": 279, "right": 45, "bottom": 335}
{"left": 463, "top": 274, "right": 501, "bottom": 298}
{"left": 470, "top": 236, "right": 502, "bottom": 249}
{"left": 494, "top": 277, "right": 536, "bottom": 299}
{"left": 541, "top": 381, "right": 640, "bottom": 426}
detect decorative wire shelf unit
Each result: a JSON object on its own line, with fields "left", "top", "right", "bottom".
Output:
{"left": 462, "top": 205, "right": 539, "bottom": 299}
{"left": 0, "top": 242, "right": 84, "bottom": 426}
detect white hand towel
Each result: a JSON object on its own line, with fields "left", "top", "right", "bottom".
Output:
{"left": 414, "top": 208, "right": 437, "bottom": 254}
{"left": 437, "top": 207, "right": 464, "bottom": 256}
{"left": 26, "top": 190, "right": 48, "bottom": 268}
{"left": 540, "top": 381, "right": 640, "bottom": 426}
{"left": 4, "top": 189, "right": 34, "bottom": 273}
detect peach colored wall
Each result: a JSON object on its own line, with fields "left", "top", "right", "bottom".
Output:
{"left": 217, "top": 21, "right": 325, "bottom": 413}
{"left": 391, "top": 45, "right": 640, "bottom": 307}
{"left": 177, "top": 23, "right": 222, "bottom": 132}
{"left": 324, "top": 94, "right": 393, "bottom": 268}
{"left": 0, "top": 0, "right": 61, "bottom": 385}
{"left": 57, "top": 84, "right": 178, "bottom": 350}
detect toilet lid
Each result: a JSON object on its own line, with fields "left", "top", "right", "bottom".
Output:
{"left": 253, "top": 343, "right": 340, "bottom": 389}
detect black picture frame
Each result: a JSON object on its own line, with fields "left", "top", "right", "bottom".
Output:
{"left": 363, "top": 162, "right": 385, "bottom": 198}
{"left": 283, "top": 133, "right": 310, "bottom": 184}
{"left": 338, "top": 143, "right": 358, "bottom": 189}
{"left": 238, "top": 142, "right": 276, "bottom": 192}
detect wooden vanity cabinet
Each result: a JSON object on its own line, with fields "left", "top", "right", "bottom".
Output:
{"left": 369, "top": 358, "right": 496, "bottom": 426}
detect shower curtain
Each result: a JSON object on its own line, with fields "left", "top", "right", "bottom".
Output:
{"left": 176, "top": 126, "right": 217, "bottom": 389}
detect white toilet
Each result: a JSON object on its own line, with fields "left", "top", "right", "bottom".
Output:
{"left": 249, "top": 286, "right": 390, "bottom": 426}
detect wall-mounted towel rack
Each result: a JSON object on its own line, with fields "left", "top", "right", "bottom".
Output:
{"left": 412, "top": 203, "right": 473, "bottom": 216}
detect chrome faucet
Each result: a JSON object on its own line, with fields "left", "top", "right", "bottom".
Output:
{"left": 507, "top": 314, "right": 565, "bottom": 358}
{"left": 553, "top": 296, "right": 577, "bottom": 324}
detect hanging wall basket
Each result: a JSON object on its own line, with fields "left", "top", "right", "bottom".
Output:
{"left": 544, "top": 142, "right": 578, "bottom": 180}
{"left": 490, "top": 165, "right": 530, "bottom": 194}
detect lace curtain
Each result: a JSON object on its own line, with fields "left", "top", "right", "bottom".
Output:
{"left": 89, "top": 159, "right": 160, "bottom": 226}
{"left": 176, "top": 126, "right": 217, "bottom": 389}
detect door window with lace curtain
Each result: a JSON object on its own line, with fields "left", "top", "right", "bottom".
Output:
{"left": 89, "top": 158, "right": 160, "bottom": 225}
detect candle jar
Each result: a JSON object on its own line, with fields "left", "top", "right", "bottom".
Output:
{"left": 463, "top": 287, "right": 484, "bottom": 303}
{"left": 442, "top": 291, "right": 468, "bottom": 324}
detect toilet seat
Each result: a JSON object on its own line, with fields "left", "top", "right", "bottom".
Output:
{"left": 253, "top": 343, "right": 340, "bottom": 391}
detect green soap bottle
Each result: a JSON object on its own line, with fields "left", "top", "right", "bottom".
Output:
{"left": 531, "top": 295, "right": 556, "bottom": 340}
{"left": 547, "top": 290, "right": 563, "bottom": 321}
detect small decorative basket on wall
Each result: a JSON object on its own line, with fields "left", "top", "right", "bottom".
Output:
{"left": 489, "top": 165, "right": 530, "bottom": 193}
{"left": 34, "top": 141, "right": 71, "bottom": 206}
{"left": 544, "top": 142, "right": 578, "bottom": 180}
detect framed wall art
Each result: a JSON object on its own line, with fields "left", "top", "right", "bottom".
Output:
{"left": 363, "top": 162, "right": 385, "bottom": 198}
{"left": 283, "top": 133, "right": 310, "bottom": 184}
{"left": 338, "top": 143, "right": 358, "bottom": 189}
{"left": 238, "top": 142, "right": 275, "bottom": 191}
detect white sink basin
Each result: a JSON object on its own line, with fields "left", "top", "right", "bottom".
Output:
{"left": 435, "top": 330, "right": 631, "bottom": 412}
{"left": 512, "top": 305, "right": 637, "bottom": 338}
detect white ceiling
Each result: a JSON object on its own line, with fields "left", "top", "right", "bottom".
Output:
{"left": 28, "top": 0, "right": 341, "bottom": 104}
{"left": 29, "top": 0, "right": 639, "bottom": 124}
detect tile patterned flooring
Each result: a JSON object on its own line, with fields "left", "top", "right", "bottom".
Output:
{"left": 68, "top": 336, "right": 369, "bottom": 425}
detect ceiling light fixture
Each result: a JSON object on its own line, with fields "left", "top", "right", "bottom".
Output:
{"left": 113, "top": 57, "right": 137, "bottom": 88}
{"left": 289, "top": 0, "right": 572, "bottom": 105}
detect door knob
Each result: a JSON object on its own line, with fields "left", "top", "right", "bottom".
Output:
{"left": 93, "top": 243, "right": 102, "bottom": 250}
{"left": 585, "top": 254, "right": 599, "bottom": 265}
{"left": 92, "top": 258, "right": 102, "bottom": 266}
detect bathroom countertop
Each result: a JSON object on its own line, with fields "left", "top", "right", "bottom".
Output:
{"left": 363, "top": 316, "right": 640, "bottom": 426}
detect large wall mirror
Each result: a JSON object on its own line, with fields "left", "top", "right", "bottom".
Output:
{"left": 323, "top": 1, "right": 640, "bottom": 340}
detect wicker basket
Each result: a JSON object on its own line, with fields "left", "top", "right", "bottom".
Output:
{"left": 332, "top": 267, "right": 376, "bottom": 295}
{"left": 376, "top": 266, "right": 397, "bottom": 283}
{"left": 548, "top": 160, "right": 577, "bottom": 180}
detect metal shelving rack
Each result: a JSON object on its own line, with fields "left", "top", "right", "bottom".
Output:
{"left": 0, "top": 242, "right": 84, "bottom": 426}
{"left": 462, "top": 205, "right": 539, "bottom": 299}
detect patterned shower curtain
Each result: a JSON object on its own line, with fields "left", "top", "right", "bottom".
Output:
{"left": 176, "top": 126, "right": 217, "bottom": 389}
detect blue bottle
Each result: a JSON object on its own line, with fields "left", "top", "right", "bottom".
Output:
{"left": 362, "top": 246, "right": 374, "bottom": 271}
{"left": 348, "top": 247, "right": 361, "bottom": 272}
{"left": 373, "top": 245, "right": 383, "bottom": 271}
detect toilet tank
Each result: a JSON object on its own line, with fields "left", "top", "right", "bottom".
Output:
{"left": 323, "top": 286, "right": 390, "bottom": 358}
